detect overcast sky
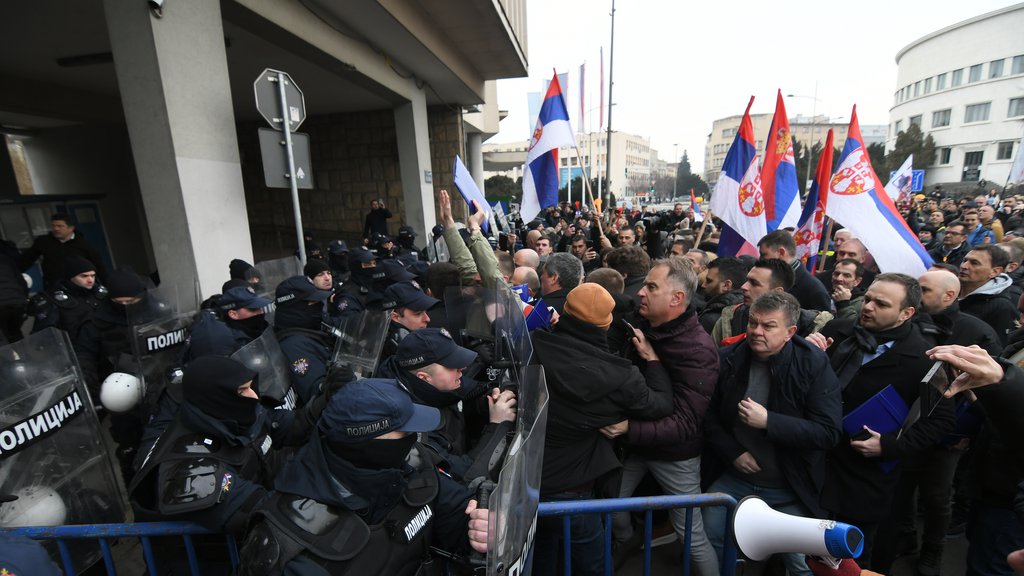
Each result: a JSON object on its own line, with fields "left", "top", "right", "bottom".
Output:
{"left": 490, "top": 0, "right": 1017, "bottom": 174}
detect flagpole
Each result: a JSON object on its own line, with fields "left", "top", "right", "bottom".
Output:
{"left": 572, "top": 144, "right": 606, "bottom": 237}
{"left": 816, "top": 217, "right": 834, "bottom": 273}
{"left": 694, "top": 210, "right": 711, "bottom": 247}
{"left": 605, "top": 0, "right": 616, "bottom": 213}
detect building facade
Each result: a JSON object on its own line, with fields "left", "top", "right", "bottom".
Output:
{"left": 890, "top": 3, "right": 1024, "bottom": 189}
{"left": 0, "top": 0, "right": 527, "bottom": 298}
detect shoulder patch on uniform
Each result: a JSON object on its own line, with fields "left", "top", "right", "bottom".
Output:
{"left": 292, "top": 358, "right": 309, "bottom": 375}
{"left": 218, "top": 472, "right": 233, "bottom": 501}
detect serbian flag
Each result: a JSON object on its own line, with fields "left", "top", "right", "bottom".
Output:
{"left": 521, "top": 72, "right": 576, "bottom": 223}
{"left": 690, "top": 189, "right": 704, "bottom": 223}
{"left": 710, "top": 97, "right": 767, "bottom": 254}
{"left": 826, "top": 107, "right": 933, "bottom": 276}
{"left": 762, "top": 90, "right": 801, "bottom": 231}
{"left": 794, "top": 128, "right": 834, "bottom": 271}
{"left": 884, "top": 155, "right": 914, "bottom": 204}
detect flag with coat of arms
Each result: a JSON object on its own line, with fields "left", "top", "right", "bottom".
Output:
{"left": 520, "top": 71, "right": 576, "bottom": 223}
{"left": 794, "top": 128, "right": 834, "bottom": 270}
{"left": 710, "top": 97, "right": 768, "bottom": 253}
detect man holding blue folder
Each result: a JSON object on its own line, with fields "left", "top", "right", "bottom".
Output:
{"left": 810, "top": 273, "right": 956, "bottom": 570}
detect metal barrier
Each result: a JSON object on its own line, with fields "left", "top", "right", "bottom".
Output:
{"left": 537, "top": 493, "right": 739, "bottom": 576}
{"left": 2, "top": 522, "right": 237, "bottom": 575}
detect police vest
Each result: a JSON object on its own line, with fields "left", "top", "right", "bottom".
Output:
{"left": 238, "top": 449, "right": 440, "bottom": 576}
{"left": 129, "top": 413, "right": 272, "bottom": 519}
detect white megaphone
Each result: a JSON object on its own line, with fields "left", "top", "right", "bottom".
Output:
{"left": 732, "top": 496, "right": 864, "bottom": 563}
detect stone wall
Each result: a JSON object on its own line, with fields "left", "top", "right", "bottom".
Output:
{"left": 239, "top": 104, "right": 465, "bottom": 260}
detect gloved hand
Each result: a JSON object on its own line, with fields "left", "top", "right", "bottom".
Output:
{"left": 325, "top": 363, "right": 356, "bottom": 392}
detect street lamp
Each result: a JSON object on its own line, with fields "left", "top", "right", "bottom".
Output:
{"left": 786, "top": 87, "right": 822, "bottom": 193}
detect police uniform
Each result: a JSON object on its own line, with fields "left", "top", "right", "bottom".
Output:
{"left": 378, "top": 281, "right": 440, "bottom": 365}
{"left": 30, "top": 279, "right": 106, "bottom": 339}
{"left": 238, "top": 378, "right": 476, "bottom": 576}
{"left": 274, "top": 276, "right": 336, "bottom": 407}
{"left": 130, "top": 356, "right": 328, "bottom": 535}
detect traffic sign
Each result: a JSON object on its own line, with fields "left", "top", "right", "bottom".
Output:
{"left": 258, "top": 128, "right": 313, "bottom": 189}
{"left": 911, "top": 170, "right": 925, "bottom": 192}
{"left": 254, "top": 68, "right": 306, "bottom": 131}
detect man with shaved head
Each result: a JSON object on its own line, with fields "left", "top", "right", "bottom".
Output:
{"left": 872, "top": 269, "right": 1002, "bottom": 575}
{"left": 513, "top": 248, "right": 540, "bottom": 270}
{"left": 510, "top": 266, "right": 540, "bottom": 302}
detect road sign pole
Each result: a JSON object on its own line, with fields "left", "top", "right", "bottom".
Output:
{"left": 277, "top": 72, "right": 307, "bottom": 266}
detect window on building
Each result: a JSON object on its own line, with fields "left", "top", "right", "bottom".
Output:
{"left": 998, "top": 141, "right": 1015, "bottom": 160}
{"left": 952, "top": 69, "right": 963, "bottom": 86}
{"left": 964, "top": 102, "right": 991, "bottom": 123}
{"left": 964, "top": 151, "right": 984, "bottom": 166}
{"left": 968, "top": 64, "right": 983, "bottom": 83}
{"left": 1009, "top": 98, "right": 1024, "bottom": 118}
{"left": 936, "top": 73, "right": 947, "bottom": 90}
{"left": 894, "top": 120, "right": 903, "bottom": 134}
{"left": 560, "top": 158, "right": 568, "bottom": 167}
{"left": 1014, "top": 55, "right": 1024, "bottom": 75}
{"left": 932, "top": 109, "right": 951, "bottom": 128}
{"left": 909, "top": 115, "right": 922, "bottom": 128}
{"left": 924, "top": 77, "right": 932, "bottom": 94}
{"left": 939, "top": 148, "right": 952, "bottom": 165}
{"left": 913, "top": 81, "right": 921, "bottom": 97}
{"left": 990, "top": 59, "right": 1004, "bottom": 78}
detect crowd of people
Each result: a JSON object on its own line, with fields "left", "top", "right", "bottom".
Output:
{"left": 1, "top": 186, "right": 1023, "bottom": 576}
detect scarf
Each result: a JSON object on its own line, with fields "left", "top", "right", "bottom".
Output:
{"left": 829, "top": 321, "right": 913, "bottom": 389}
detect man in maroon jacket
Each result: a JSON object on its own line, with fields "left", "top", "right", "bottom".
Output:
{"left": 604, "top": 256, "right": 720, "bottom": 576}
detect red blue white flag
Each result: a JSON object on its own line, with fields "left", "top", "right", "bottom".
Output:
{"left": 826, "top": 107, "right": 933, "bottom": 276}
{"left": 521, "top": 72, "right": 576, "bottom": 223}
{"left": 762, "top": 90, "right": 801, "bottom": 231}
{"left": 794, "top": 128, "right": 834, "bottom": 271}
{"left": 710, "top": 97, "right": 767, "bottom": 252}
{"left": 690, "top": 189, "right": 704, "bottom": 223}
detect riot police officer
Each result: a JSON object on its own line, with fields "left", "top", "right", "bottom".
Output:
{"left": 129, "top": 355, "right": 345, "bottom": 535}
{"left": 275, "top": 275, "right": 335, "bottom": 407}
{"left": 379, "top": 280, "right": 439, "bottom": 364}
{"left": 237, "top": 377, "right": 490, "bottom": 575}
{"left": 184, "top": 285, "right": 272, "bottom": 361}
{"left": 30, "top": 256, "right": 106, "bottom": 340}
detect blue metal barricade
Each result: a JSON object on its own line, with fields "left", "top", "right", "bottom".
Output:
{"left": 537, "top": 493, "right": 739, "bottom": 576}
{"left": 2, "top": 522, "right": 238, "bottom": 575}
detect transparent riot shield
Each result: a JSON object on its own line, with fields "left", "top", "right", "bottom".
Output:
{"left": 487, "top": 364, "right": 548, "bottom": 575}
{"left": 427, "top": 236, "right": 450, "bottom": 263}
{"left": 0, "top": 328, "right": 131, "bottom": 572}
{"left": 231, "top": 327, "right": 295, "bottom": 410}
{"left": 330, "top": 309, "right": 391, "bottom": 377}
{"left": 492, "top": 282, "right": 534, "bottom": 392}
{"left": 252, "top": 256, "right": 302, "bottom": 299}
{"left": 128, "top": 285, "right": 196, "bottom": 414}
{"left": 444, "top": 283, "right": 532, "bottom": 389}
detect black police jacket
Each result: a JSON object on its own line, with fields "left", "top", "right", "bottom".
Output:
{"left": 276, "top": 328, "right": 333, "bottom": 407}
{"left": 30, "top": 281, "right": 105, "bottom": 339}
{"left": 130, "top": 403, "right": 293, "bottom": 535}
{"left": 238, "top": 434, "right": 474, "bottom": 576}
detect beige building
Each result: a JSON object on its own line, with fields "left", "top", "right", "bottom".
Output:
{"left": 484, "top": 129, "right": 658, "bottom": 203}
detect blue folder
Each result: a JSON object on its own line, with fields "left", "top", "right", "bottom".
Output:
{"left": 842, "top": 385, "right": 908, "bottom": 473}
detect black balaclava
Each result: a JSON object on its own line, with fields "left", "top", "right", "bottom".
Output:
{"left": 182, "top": 356, "right": 259, "bottom": 431}
{"left": 326, "top": 434, "right": 416, "bottom": 471}
{"left": 226, "top": 314, "right": 269, "bottom": 339}
{"left": 329, "top": 252, "right": 349, "bottom": 274}
{"left": 274, "top": 300, "right": 324, "bottom": 331}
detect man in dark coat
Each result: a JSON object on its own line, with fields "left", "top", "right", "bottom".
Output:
{"left": 812, "top": 273, "right": 955, "bottom": 569}
{"left": 958, "top": 245, "right": 1018, "bottom": 345}
{"left": 19, "top": 213, "right": 105, "bottom": 289}
{"left": 30, "top": 256, "right": 105, "bottom": 341}
{"left": 605, "top": 257, "right": 720, "bottom": 576}
{"left": 928, "top": 220, "right": 971, "bottom": 268}
{"left": 703, "top": 292, "right": 842, "bottom": 576}
{"left": 538, "top": 252, "right": 583, "bottom": 315}
{"left": 698, "top": 256, "right": 746, "bottom": 334}
{"left": 758, "top": 230, "right": 831, "bottom": 311}
{"left": 362, "top": 198, "right": 392, "bottom": 241}
{"left": 532, "top": 283, "right": 674, "bottom": 576}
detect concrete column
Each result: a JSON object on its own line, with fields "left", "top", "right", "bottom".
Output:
{"left": 467, "top": 132, "right": 485, "bottom": 193}
{"left": 394, "top": 90, "right": 436, "bottom": 238}
{"left": 104, "top": 0, "right": 253, "bottom": 302}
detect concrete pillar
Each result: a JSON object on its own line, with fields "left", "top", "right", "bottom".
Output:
{"left": 394, "top": 90, "right": 436, "bottom": 238}
{"left": 103, "top": 0, "right": 253, "bottom": 302}
{"left": 467, "top": 132, "right": 485, "bottom": 194}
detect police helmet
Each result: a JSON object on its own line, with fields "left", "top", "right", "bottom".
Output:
{"left": 0, "top": 486, "right": 68, "bottom": 527}
{"left": 100, "top": 372, "right": 144, "bottom": 413}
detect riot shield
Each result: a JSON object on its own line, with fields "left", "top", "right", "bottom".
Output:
{"left": 330, "top": 309, "right": 391, "bottom": 377}
{"left": 0, "top": 328, "right": 131, "bottom": 572}
{"left": 444, "top": 283, "right": 532, "bottom": 389}
{"left": 427, "top": 236, "right": 450, "bottom": 263}
{"left": 252, "top": 256, "right": 302, "bottom": 300}
{"left": 128, "top": 285, "right": 196, "bottom": 413}
{"left": 231, "top": 327, "right": 295, "bottom": 409}
{"left": 492, "top": 282, "right": 534, "bottom": 392}
{"left": 487, "top": 364, "right": 549, "bottom": 575}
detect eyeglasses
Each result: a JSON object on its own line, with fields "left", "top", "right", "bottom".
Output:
{"left": 946, "top": 230, "right": 965, "bottom": 236}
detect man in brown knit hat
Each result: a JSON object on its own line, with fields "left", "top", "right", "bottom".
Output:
{"left": 532, "top": 282, "right": 674, "bottom": 576}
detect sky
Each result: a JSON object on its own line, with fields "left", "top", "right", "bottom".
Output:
{"left": 490, "top": 0, "right": 1018, "bottom": 174}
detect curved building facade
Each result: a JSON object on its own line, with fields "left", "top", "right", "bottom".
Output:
{"left": 890, "top": 3, "right": 1024, "bottom": 189}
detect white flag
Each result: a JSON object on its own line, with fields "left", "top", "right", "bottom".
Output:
{"left": 1009, "top": 135, "right": 1024, "bottom": 185}
{"left": 884, "top": 155, "right": 913, "bottom": 203}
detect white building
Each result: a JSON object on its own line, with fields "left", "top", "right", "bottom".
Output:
{"left": 890, "top": 3, "right": 1024, "bottom": 189}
